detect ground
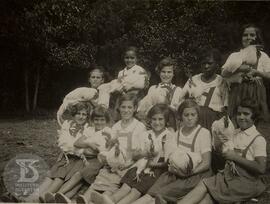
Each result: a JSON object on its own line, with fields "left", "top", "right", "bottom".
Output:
{"left": 0, "top": 119, "right": 270, "bottom": 203}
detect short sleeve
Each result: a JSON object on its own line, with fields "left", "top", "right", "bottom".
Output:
{"left": 196, "top": 128, "right": 212, "bottom": 154}
{"left": 258, "top": 52, "right": 270, "bottom": 73}
{"left": 221, "top": 52, "right": 243, "bottom": 73}
{"left": 252, "top": 136, "right": 267, "bottom": 157}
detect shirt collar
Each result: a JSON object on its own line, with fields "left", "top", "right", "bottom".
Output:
{"left": 150, "top": 128, "right": 168, "bottom": 141}
{"left": 159, "top": 83, "right": 174, "bottom": 88}
{"left": 236, "top": 125, "right": 259, "bottom": 136}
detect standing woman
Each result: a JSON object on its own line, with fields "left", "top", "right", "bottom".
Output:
{"left": 177, "top": 98, "right": 267, "bottom": 204}
{"left": 222, "top": 24, "right": 270, "bottom": 122}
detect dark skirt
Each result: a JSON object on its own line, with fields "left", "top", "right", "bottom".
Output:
{"left": 48, "top": 154, "right": 85, "bottom": 181}
{"left": 80, "top": 157, "right": 104, "bottom": 184}
{"left": 228, "top": 80, "right": 269, "bottom": 122}
{"left": 148, "top": 170, "right": 212, "bottom": 203}
{"left": 203, "top": 164, "right": 266, "bottom": 203}
{"left": 199, "top": 106, "right": 223, "bottom": 131}
{"left": 120, "top": 167, "right": 167, "bottom": 194}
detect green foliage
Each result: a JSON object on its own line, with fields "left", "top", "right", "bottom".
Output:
{"left": 2, "top": 0, "right": 270, "bottom": 109}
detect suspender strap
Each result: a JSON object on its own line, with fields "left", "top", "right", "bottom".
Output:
{"left": 177, "top": 126, "right": 202, "bottom": 152}
{"left": 191, "top": 126, "right": 202, "bottom": 152}
{"left": 242, "top": 134, "right": 261, "bottom": 158}
{"left": 202, "top": 87, "right": 216, "bottom": 107}
{"left": 169, "top": 86, "right": 177, "bottom": 104}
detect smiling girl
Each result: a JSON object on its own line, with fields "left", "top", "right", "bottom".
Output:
{"left": 75, "top": 93, "right": 146, "bottom": 204}
{"left": 222, "top": 24, "right": 270, "bottom": 122}
{"left": 138, "top": 57, "right": 182, "bottom": 114}
{"left": 92, "top": 104, "right": 176, "bottom": 204}
{"left": 26, "top": 102, "right": 91, "bottom": 202}
{"left": 177, "top": 98, "right": 267, "bottom": 204}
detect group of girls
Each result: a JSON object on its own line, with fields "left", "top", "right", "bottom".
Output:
{"left": 26, "top": 24, "right": 268, "bottom": 204}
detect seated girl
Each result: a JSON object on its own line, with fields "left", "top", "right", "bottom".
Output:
{"left": 25, "top": 102, "right": 92, "bottom": 202}
{"left": 91, "top": 104, "right": 177, "bottom": 204}
{"left": 178, "top": 98, "right": 267, "bottom": 204}
{"left": 147, "top": 99, "right": 212, "bottom": 204}
{"left": 46, "top": 106, "right": 112, "bottom": 203}
{"left": 75, "top": 93, "right": 146, "bottom": 204}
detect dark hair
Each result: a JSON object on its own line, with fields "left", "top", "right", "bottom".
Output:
{"left": 241, "top": 24, "right": 264, "bottom": 48}
{"left": 155, "top": 57, "right": 176, "bottom": 74}
{"left": 177, "top": 99, "right": 200, "bottom": 122}
{"left": 147, "top": 104, "right": 177, "bottom": 131}
{"left": 237, "top": 98, "right": 259, "bottom": 121}
{"left": 124, "top": 46, "right": 138, "bottom": 58}
{"left": 91, "top": 105, "right": 111, "bottom": 123}
{"left": 200, "top": 48, "right": 221, "bottom": 67}
{"left": 117, "top": 93, "right": 139, "bottom": 110}
{"left": 89, "top": 66, "right": 106, "bottom": 79}
{"left": 69, "top": 102, "right": 91, "bottom": 118}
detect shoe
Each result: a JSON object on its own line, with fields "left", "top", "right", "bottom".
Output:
{"left": 44, "top": 192, "right": 56, "bottom": 203}
{"left": 76, "top": 195, "right": 88, "bottom": 204}
{"left": 55, "top": 192, "right": 72, "bottom": 203}
{"left": 39, "top": 195, "right": 45, "bottom": 203}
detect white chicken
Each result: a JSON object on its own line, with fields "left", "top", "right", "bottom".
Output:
{"left": 222, "top": 45, "right": 258, "bottom": 75}
{"left": 211, "top": 116, "right": 240, "bottom": 175}
{"left": 57, "top": 87, "right": 98, "bottom": 126}
{"left": 137, "top": 87, "right": 168, "bottom": 114}
{"left": 168, "top": 149, "right": 202, "bottom": 176}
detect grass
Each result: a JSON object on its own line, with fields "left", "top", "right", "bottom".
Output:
{"left": 0, "top": 119, "right": 269, "bottom": 203}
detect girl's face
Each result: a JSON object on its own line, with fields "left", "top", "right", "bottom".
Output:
{"left": 201, "top": 56, "right": 217, "bottom": 77}
{"left": 242, "top": 27, "right": 257, "bottom": 48}
{"left": 74, "top": 109, "right": 88, "bottom": 125}
{"left": 89, "top": 70, "right": 104, "bottom": 89}
{"left": 151, "top": 113, "right": 166, "bottom": 134}
{"left": 93, "top": 116, "right": 107, "bottom": 131}
{"left": 124, "top": 50, "right": 137, "bottom": 69}
{"left": 236, "top": 106, "right": 254, "bottom": 130}
{"left": 182, "top": 107, "right": 198, "bottom": 128}
{"left": 119, "top": 100, "right": 136, "bottom": 120}
{"left": 160, "top": 66, "right": 174, "bottom": 84}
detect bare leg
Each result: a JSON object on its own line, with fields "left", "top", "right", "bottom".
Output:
{"left": 65, "top": 183, "right": 83, "bottom": 198}
{"left": 117, "top": 188, "right": 141, "bottom": 204}
{"left": 46, "top": 178, "right": 65, "bottom": 193}
{"left": 177, "top": 181, "right": 208, "bottom": 204}
{"left": 25, "top": 177, "right": 53, "bottom": 202}
{"left": 39, "top": 178, "right": 64, "bottom": 202}
{"left": 58, "top": 172, "right": 82, "bottom": 194}
{"left": 131, "top": 194, "right": 153, "bottom": 204}
{"left": 111, "top": 183, "right": 131, "bottom": 203}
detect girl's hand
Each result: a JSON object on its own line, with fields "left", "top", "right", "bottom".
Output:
{"left": 222, "top": 150, "right": 238, "bottom": 161}
{"left": 168, "top": 163, "right": 189, "bottom": 178}
{"left": 247, "top": 69, "right": 260, "bottom": 77}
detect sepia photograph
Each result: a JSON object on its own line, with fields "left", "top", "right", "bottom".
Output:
{"left": 1, "top": 0, "right": 270, "bottom": 203}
